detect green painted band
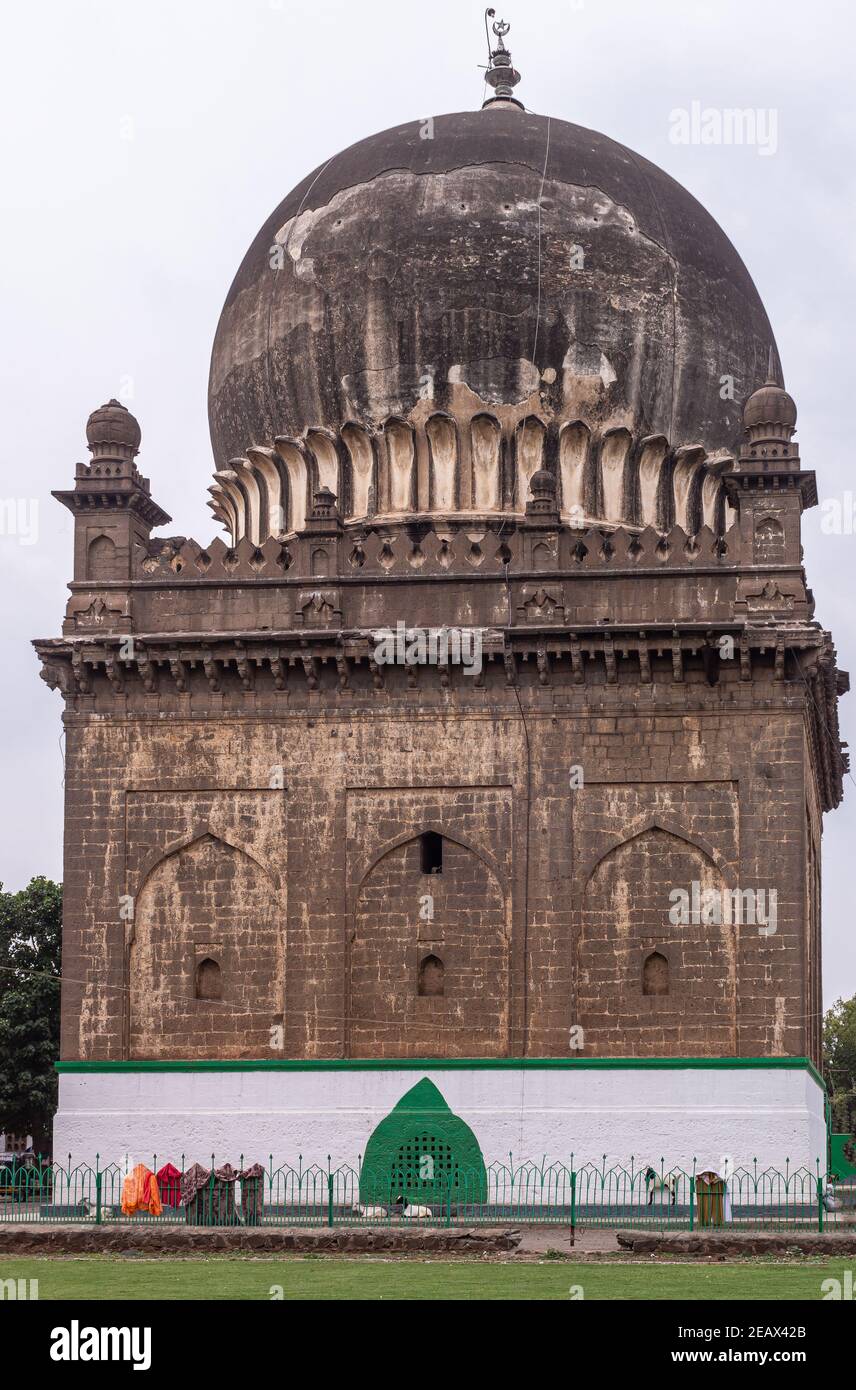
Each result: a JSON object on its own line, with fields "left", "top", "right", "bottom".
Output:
{"left": 55, "top": 1056, "right": 825, "bottom": 1088}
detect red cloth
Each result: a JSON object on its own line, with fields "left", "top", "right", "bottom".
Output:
{"left": 156, "top": 1163, "right": 182, "bottom": 1209}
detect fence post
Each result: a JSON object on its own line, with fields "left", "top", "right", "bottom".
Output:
{"left": 688, "top": 1175, "right": 694, "bottom": 1232}
{"left": 95, "top": 1163, "right": 102, "bottom": 1226}
{"left": 327, "top": 1170, "right": 334, "bottom": 1228}
{"left": 570, "top": 1167, "right": 576, "bottom": 1235}
{"left": 817, "top": 1174, "right": 824, "bottom": 1234}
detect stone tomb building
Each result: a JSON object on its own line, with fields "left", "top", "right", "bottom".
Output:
{"left": 36, "top": 50, "right": 847, "bottom": 1174}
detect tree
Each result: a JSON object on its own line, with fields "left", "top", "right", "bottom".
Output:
{"left": 0, "top": 878, "right": 62, "bottom": 1153}
{"left": 823, "top": 993, "right": 856, "bottom": 1151}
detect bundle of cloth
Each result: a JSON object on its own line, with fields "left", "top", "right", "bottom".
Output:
{"left": 239, "top": 1162, "right": 265, "bottom": 1226}
{"left": 156, "top": 1162, "right": 182, "bottom": 1209}
{"left": 180, "top": 1161, "right": 240, "bottom": 1225}
{"left": 120, "top": 1163, "right": 163, "bottom": 1217}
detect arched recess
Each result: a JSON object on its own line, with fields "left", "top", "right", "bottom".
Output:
{"left": 598, "top": 427, "right": 632, "bottom": 524}
{"left": 274, "top": 437, "right": 309, "bottom": 534}
{"left": 576, "top": 826, "right": 737, "bottom": 1057}
{"left": 685, "top": 466, "right": 706, "bottom": 538}
{"left": 642, "top": 950, "right": 669, "bottom": 996}
{"left": 87, "top": 533, "right": 121, "bottom": 581}
{"left": 701, "top": 470, "right": 722, "bottom": 533}
{"left": 306, "top": 429, "right": 340, "bottom": 496}
{"left": 426, "top": 413, "right": 458, "bottom": 512}
{"left": 672, "top": 446, "right": 706, "bottom": 532}
{"left": 247, "top": 446, "right": 284, "bottom": 537}
{"left": 470, "top": 413, "right": 501, "bottom": 511}
{"left": 559, "top": 421, "right": 590, "bottom": 524}
{"left": 348, "top": 831, "right": 509, "bottom": 1059}
{"left": 637, "top": 436, "right": 669, "bottom": 529}
{"left": 195, "top": 957, "right": 222, "bottom": 1000}
{"left": 418, "top": 953, "right": 445, "bottom": 996}
{"left": 232, "top": 460, "right": 262, "bottom": 545}
{"left": 129, "top": 831, "right": 282, "bottom": 1060}
{"left": 341, "top": 422, "right": 376, "bottom": 520}
{"left": 214, "top": 471, "right": 247, "bottom": 540}
{"left": 755, "top": 513, "right": 785, "bottom": 561}
{"left": 383, "top": 417, "right": 416, "bottom": 513}
{"left": 514, "top": 416, "right": 546, "bottom": 509}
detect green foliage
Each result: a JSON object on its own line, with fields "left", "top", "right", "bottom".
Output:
{"left": 0, "top": 878, "right": 62, "bottom": 1150}
{"left": 823, "top": 993, "right": 856, "bottom": 1140}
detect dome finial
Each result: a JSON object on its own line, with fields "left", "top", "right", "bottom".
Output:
{"left": 765, "top": 343, "right": 779, "bottom": 387}
{"left": 482, "top": 9, "right": 523, "bottom": 110}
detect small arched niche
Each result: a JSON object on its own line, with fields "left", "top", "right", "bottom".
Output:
{"left": 418, "top": 954, "right": 445, "bottom": 998}
{"left": 642, "top": 950, "right": 669, "bottom": 997}
{"left": 195, "top": 957, "right": 222, "bottom": 1001}
{"left": 87, "top": 533, "right": 120, "bottom": 581}
{"left": 755, "top": 514, "right": 785, "bottom": 560}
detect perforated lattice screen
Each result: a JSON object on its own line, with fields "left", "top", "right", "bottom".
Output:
{"left": 393, "top": 1134, "right": 459, "bottom": 1192}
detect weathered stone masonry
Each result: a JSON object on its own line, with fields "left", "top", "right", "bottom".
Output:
{"left": 35, "top": 91, "right": 847, "bottom": 1161}
{"left": 39, "top": 494, "right": 844, "bottom": 1069}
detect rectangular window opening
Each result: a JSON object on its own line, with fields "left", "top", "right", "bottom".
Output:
{"left": 420, "top": 831, "right": 443, "bottom": 874}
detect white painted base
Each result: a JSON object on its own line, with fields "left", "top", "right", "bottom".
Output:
{"left": 53, "top": 1063, "right": 827, "bottom": 1175}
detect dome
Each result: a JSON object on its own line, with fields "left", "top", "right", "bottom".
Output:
{"left": 207, "top": 106, "right": 779, "bottom": 543}
{"left": 528, "top": 467, "right": 556, "bottom": 494}
{"left": 86, "top": 399, "right": 141, "bottom": 460}
{"left": 743, "top": 382, "right": 797, "bottom": 434}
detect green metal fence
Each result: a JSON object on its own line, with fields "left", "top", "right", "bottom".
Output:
{"left": 0, "top": 1155, "right": 850, "bottom": 1230}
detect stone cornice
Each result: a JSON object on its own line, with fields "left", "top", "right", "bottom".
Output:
{"left": 53, "top": 486, "right": 171, "bottom": 529}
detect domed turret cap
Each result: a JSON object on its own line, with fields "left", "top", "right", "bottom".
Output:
{"left": 86, "top": 399, "right": 141, "bottom": 460}
{"left": 529, "top": 467, "right": 556, "bottom": 496}
{"left": 743, "top": 352, "right": 797, "bottom": 440}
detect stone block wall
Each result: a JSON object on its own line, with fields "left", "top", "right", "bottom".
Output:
{"left": 57, "top": 664, "right": 817, "bottom": 1066}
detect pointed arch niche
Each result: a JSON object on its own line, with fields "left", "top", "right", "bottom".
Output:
{"left": 577, "top": 826, "right": 736, "bottom": 1055}
{"left": 349, "top": 831, "right": 508, "bottom": 1058}
{"left": 129, "top": 830, "right": 282, "bottom": 1059}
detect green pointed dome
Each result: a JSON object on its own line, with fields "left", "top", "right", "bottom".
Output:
{"left": 359, "top": 1078, "right": 487, "bottom": 1204}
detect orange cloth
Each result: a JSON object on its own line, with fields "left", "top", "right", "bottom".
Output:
{"left": 121, "top": 1163, "right": 163, "bottom": 1217}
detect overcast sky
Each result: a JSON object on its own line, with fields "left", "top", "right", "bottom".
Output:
{"left": 1, "top": 0, "right": 853, "bottom": 1006}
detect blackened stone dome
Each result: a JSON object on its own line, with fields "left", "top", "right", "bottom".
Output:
{"left": 209, "top": 107, "right": 776, "bottom": 471}
{"left": 743, "top": 382, "right": 798, "bottom": 432}
{"left": 86, "top": 399, "right": 141, "bottom": 460}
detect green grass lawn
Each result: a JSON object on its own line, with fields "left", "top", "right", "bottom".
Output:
{"left": 0, "top": 1257, "right": 851, "bottom": 1300}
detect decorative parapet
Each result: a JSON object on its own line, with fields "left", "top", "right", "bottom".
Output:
{"left": 133, "top": 522, "right": 741, "bottom": 584}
